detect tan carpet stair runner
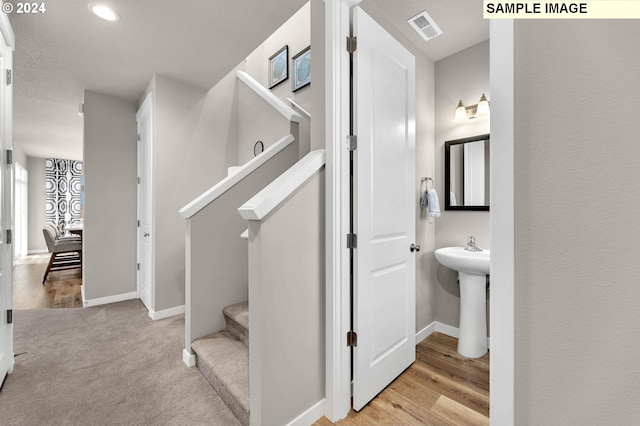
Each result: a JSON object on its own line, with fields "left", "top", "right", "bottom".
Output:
{"left": 192, "top": 301, "right": 250, "bottom": 426}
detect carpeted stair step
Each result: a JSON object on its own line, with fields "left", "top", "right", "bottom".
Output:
{"left": 192, "top": 331, "right": 249, "bottom": 426}
{"left": 223, "top": 301, "right": 249, "bottom": 346}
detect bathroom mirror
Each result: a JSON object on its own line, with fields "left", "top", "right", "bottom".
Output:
{"left": 444, "top": 134, "right": 490, "bottom": 211}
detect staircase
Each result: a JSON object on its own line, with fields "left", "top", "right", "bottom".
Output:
{"left": 192, "top": 302, "right": 250, "bottom": 425}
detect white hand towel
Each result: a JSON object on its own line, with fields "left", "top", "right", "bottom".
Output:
{"left": 427, "top": 188, "right": 441, "bottom": 218}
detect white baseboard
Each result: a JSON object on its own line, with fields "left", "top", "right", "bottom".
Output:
{"left": 27, "top": 249, "right": 48, "bottom": 254}
{"left": 149, "top": 304, "right": 185, "bottom": 320}
{"left": 415, "top": 322, "right": 436, "bottom": 344}
{"left": 183, "top": 349, "right": 196, "bottom": 367}
{"left": 416, "top": 321, "right": 490, "bottom": 349}
{"left": 83, "top": 291, "right": 138, "bottom": 308}
{"left": 286, "top": 399, "right": 326, "bottom": 426}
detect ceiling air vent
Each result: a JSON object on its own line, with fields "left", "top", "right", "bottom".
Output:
{"left": 408, "top": 10, "right": 443, "bottom": 42}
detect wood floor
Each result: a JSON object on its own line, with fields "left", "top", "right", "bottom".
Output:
{"left": 315, "top": 332, "right": 489, "bottom": 426}
{"left": 13, "top": 253, "right": 83, "bottom": 309}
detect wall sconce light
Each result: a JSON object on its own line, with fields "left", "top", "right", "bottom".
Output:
{"left": 453, "top": 94, "right": 490, "bottom": 122}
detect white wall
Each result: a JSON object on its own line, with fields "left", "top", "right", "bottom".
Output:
{"left": 433, "top": 40, "right": 490, "bottom": 328}
{"left": 514, "top": 21, "right": 640, "bottom": 424}
{"left": 83, "top": 90, "right": 137, "bottom": 301}
{"left": 26, "top": 156, "right": 46, "bottom": 252}
{"left": 359, "top": 0, "right": 437, "bottom": 333}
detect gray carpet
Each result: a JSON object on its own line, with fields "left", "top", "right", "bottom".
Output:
{"left": 0, "top": 300, "right": 240, "bottom": 426}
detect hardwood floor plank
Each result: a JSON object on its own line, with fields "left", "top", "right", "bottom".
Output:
{"left": 12, "top": 254, "right": 82, "bottom": 309}
{"left": 416, "top": 346, "right": 489, "bottom": 392}
{"left": 406, "top": 362, "right": 489, "bottom": 417}
{"left": 431, "top": 395, "right": 489, "bottom": 426}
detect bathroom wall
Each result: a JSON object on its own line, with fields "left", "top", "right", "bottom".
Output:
{"left": 359, "top": 0, "right": 436, "bottom": 334}
{"left": 514, "top": 21, "right": 640, "bottom": 424}
{"left": 433, "top": 40, "right": 490, "bottom": 329}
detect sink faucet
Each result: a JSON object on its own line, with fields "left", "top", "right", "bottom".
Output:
{"left": 465, "top": 236, "right": 483, "bottom": 252}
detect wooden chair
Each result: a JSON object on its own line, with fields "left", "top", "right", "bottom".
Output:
{"left": 42, "top": 225, "right": 82, "bottom": 284}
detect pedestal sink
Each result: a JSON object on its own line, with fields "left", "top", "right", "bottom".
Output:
{"left": 434, "top": 246, "right": 490, "bottom": 358}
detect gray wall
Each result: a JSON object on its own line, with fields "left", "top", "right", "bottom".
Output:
{"left": 359, "top": 0, "right": 437, "bottom": 335}
{"left": 83, "top": 90, "right": 137, "bottom": 301}
{"left": 310, "top": 0, "right": 325, "bottom": 152}
{"left": 514, "top": 21, "right": 640, "bottom": 424}
{"left": 434, "top": 40, "right": 490, "bottom": 328}
{"left": 151, "top": 75, "right": 232, "bottom": 312}
{"left": 26, "top": 156, "right": 46, "bottom": 252}
{"left": 187, "top": 141, "right": 298, "bottom": 345}
{"left": 248, "top": 168, "right": 325, "bottom": 426}
{"left": 244, "top": 2, "right": 311, "bottom": 157}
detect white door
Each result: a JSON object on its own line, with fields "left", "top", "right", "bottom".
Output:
{"left": 352, "top": 6, "right": 416, "bottom": 410}
{"left": 0, "top": 23, "right": 14, "bottom": 386}
{"left": 136, "top": 94, "right": 153, "bottom": 311}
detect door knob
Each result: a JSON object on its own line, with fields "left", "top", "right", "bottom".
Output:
{"left": 144, "top": 232, "right": 150, "bottom": 237}
{"left": 410, "top": 243, "right": 420, "bottom": 252}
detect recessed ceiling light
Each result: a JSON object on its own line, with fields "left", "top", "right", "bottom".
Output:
{"left": 88, "top": 3, "right": 120, "bottom": 22}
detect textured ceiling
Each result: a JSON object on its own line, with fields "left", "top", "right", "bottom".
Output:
{"left": 368, "top": 0, "right": 488, "bottom": 62}
{"left": 6, "top": 0, "right": 487, "bottom": 161}
{"left": 7, "top": 0, "right": 308, "bottom": 160}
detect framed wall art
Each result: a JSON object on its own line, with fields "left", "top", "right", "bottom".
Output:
{"left": 269, "top": 45, "right": 289, "bottom": 89}
{"left": 291, "top": 46, "right": 311, "bottom": 92}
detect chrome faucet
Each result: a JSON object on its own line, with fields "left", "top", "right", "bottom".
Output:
{"left": 465, "top": 236, "right": 482, "bottom": 252}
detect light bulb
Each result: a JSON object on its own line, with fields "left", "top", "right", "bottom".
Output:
{"left": 475, "top": 94, "right": 490, "bottom": 117}
{"left": 453, "top": 100, "right": 468, "bottom": 122}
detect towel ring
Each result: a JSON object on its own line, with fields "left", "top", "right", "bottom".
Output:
{"left": 421, "top": 177, "right": 434, "bottom": 189}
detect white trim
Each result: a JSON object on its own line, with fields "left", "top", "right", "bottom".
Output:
{"left": 325, "top": 0, "right": 358, "bottom": 422}
{"left": 83, "top": 291, "right": 138, "bottom": 308}
{"left": 237, "top": 71, "right": 303, "bottom": 123}
{"left": 285, "top": 399, "right": 326, "bottom": 426}
{"left": 148, "top": 304, "right": 185, "bottom": 320}
{"left": 238, "top": 150, "right": 325, "bottom": 220}
{"left": 416, "top": 321, "right": 491, "bottom": 349}
{"left": 0, "top": 7, "right": 15, "bottom": 50}
{"left": 27, "top": 249, "right": 48, "bottom": 254}
{"left": 490, "top": 19, "right": 515, "bottom": 426}
{"left": 286, "top": 97, "right": 311, "bottom": 121}
{"left": 415, "top": 322, "right": 436, "bottom": 344}
{"left": 182, "top": 348, "right": 196, "bottom": 367}
{"left": 179, "top": 134, "right": 295, "bottom": 218}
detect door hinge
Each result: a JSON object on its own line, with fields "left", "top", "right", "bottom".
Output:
{"left": 5, "top": 149, "right": 12, "bottom": 165}
{"left": 346, "top": 36, "right": 357, "bottom": 53}
{"left": 347, "top": 330, "right": 358, "bottom": 347}
{"left": 5, "top": 229, "right": 11, "bottom": 244}
{"left": 6, "top": 69, "right": 11, "bottom": 85}
{"left": 347, "top": 233, "right": 357, "bottom": 249}
{"left": 137, "top": 134, "right": 140, "bottom": 141}
{"left": 137, "top": 263, "right": 140, "bottom": 271}
{"left": 137, "top": 177, "right": 140, "bottom": 184}
{"left": 6, "top": 309, "right": 12, "bottom": 324}
{"left": 346, "top": 135, "right": 357, "bottom": 151}
{"left": 137, "top": 220, "right": 140, "bottom": 227}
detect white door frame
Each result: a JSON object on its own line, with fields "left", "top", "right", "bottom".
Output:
{"left": 324, "top": 0, "right": 516, "bottom": 422}
{"left": 0, "top": 8, "right": 14, "bottom": 382}
{"left": 13, "top": 162, "right": 27, "bottom": 261}
{"left": 489, "top": 19, "right": 515, "bottom": 426}
{"left": 136, "top": 92, "right": 154, "bottom": 313}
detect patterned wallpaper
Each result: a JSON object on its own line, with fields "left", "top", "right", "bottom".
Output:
{"left": 45, "top": 158, "right": 83, "bottom": 230}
